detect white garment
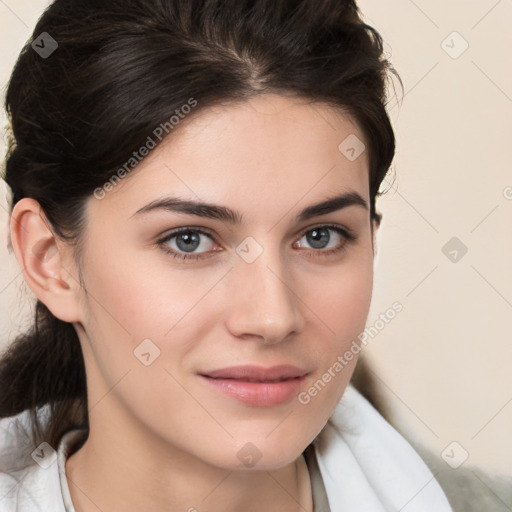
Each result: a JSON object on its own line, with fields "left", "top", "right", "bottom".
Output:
{"left": 0, "top": 385, "right": 452, "bottom": 511}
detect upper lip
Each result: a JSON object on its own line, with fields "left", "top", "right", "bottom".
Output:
{"left": 200, "top": 365, "right": 308, "bottom": 381}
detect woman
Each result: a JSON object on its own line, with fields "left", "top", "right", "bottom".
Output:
{"left": 0, "top": 0, "right": 452, "bottom": 510}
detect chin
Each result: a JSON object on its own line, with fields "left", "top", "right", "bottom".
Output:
{"left": 194, "top": 434, "right": 309, "bottom": 472}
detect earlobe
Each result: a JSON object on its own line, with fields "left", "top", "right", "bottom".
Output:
{"left": 371, "top": 217, "right": 379, "bottom": 258}
{"left": 9, "top": 198, "right": 82, "bottom": 323}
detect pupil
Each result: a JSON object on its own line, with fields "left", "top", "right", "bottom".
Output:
{"left": 307, "top": 228, "right": 329, "bottom": 249}
{"left": 177, "top": 231, "right": 200, "bottom": 252}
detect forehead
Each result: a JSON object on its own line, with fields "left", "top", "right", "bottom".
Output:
{"left": 88, "top": 93, "right": 370, "bottom": 222}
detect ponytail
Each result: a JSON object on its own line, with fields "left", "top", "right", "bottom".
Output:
{"left": 0, "top": 300, "right": 88, "bottom": 448}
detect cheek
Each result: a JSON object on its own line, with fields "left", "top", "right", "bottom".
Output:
{"left": 292, "top": 258, "right": 373, "bottom": 430}
{"left": 81, "top": 240, "right": 201, "bottom": 336}
{"left": 298, "top": 249, "right": 374, "bottom": 398}
{"left": 78, "top": 243, "right": 228, "bottom": 383}
{"left": 304, "top": 251, "right": 374, "bottom": 343}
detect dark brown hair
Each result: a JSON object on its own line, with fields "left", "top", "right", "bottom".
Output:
{"left": 0, "top": 0, "right": 401, "bottom": 449}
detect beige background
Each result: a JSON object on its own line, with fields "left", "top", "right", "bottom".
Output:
{"left": 1, "top": 0, "right": 511, "bottom": 475}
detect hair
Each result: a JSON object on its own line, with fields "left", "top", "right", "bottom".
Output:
{"left": 0, "top": 0, "right": 402, "bottom": 449}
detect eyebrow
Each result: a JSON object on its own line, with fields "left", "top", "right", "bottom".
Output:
{"left": 132, "top": 191, "right": 368, "bottom": 224}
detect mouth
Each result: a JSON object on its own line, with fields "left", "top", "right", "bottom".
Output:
{"left": 198, "top": 365, "right": 309, "bottom": 406}
{"left": 202, "top": 364, "right": 308, "bottom": 381}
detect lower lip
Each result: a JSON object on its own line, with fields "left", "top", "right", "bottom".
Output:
{"left": 200, "top": 375, "right": 307, "bottom": 406}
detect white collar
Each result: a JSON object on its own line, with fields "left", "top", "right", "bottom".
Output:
{"left": 0, "top": 385, "right": 452, "bottom": 511}
{"left": 312, "top": 385, "right": 453, "bottom": 511}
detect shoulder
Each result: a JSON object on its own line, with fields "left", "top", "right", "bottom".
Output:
{"left": 313, "top": 385, "right": 454, "bottom": 511}
{"left": 0, "top": 408, "right": 82, "bottom": 512}
{"left": 349, "top": 362, "right": 512, "bottom": 511}
{"left": 411, "top": 442, "right": 512, "bottom": 511}
{"left": 0, "top": 461, "right": 65, "bottom": 512}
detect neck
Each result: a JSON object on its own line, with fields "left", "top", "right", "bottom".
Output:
{"left": 65, "top": 400, "right": 313, "bottom": 512}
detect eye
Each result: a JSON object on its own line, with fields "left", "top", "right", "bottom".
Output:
{"left": 157, "top": 227, "right": 219, "bottom": 261}
{"left": 294, "top": 225, "right": 356, "bottom": 256}
{"left": 157, "top": 224, "right": 356, "bottom": 262}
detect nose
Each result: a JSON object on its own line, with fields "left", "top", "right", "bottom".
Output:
{"left": 224, "top": 247, "right": 305, "bottom": 344}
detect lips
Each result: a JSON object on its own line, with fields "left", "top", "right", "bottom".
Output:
{"left": 202, "top": 365, "right": 308, "bottom": 381}
{"left": 199, "top": 365, "right": 309, "bottom": 406}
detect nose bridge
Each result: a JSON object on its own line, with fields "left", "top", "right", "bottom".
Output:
{"left": 225, "top": 240, "right": 303, "bottom": 342}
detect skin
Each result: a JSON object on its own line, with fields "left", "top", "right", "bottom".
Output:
{"left": 11, "top": 93, "right": 377, "bottom": 512}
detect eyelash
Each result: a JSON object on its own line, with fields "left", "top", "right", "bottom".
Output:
{"left": 156, "top": 224, "right": 357, "bottom": 262}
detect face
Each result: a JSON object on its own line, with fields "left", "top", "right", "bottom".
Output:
{"left": 73, "top": 93, "right": 375, "bottom": 471}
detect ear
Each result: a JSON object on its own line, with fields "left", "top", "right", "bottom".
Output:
{"left": 371, "top": 216, "right": 380, "bottom": 258}
{"left": 9, "top": 198, "right": 82, "bottom": 323}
